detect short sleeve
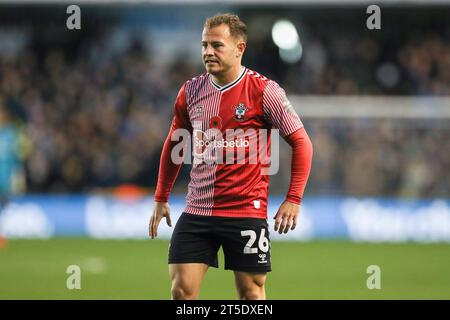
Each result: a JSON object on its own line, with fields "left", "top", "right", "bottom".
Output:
{"left": 262, "top": 81, "right": 303, "bottom": 137}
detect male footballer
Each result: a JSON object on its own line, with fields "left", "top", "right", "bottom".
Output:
{"left": 150, "top": 13, "right": 313, "bottom": 300}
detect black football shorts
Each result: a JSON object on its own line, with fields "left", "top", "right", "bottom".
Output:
{"left": 168, "top": 212, "right": 272, "bottom": 273}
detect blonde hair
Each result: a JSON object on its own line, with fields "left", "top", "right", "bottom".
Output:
{"left": 204, "top": 13, "right": 248, "bottom": 43}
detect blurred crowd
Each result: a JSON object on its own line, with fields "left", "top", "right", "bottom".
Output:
{"left": 0, "top": 20, "right": 449, "bottom": 198}
{"left": 285, "top": 35, "right": 450, "bottom": 96}
{"left": 0, "top": 43, "right": 193, "bottom": 193}
{"left": 305, "top": 118, "right": 450, "bottom": 198}
{"left": 245, "top": 20, "right": 450, "bottom": 96}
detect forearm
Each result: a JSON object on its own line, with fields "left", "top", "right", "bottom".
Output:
{"left": 284, "top": 127, "right": 313, "bottom": 205}
{"left": 154, "top": 127, "right": 184, "bottom": 202}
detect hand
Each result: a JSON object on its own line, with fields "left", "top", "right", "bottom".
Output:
{"left": 149, "top": 201, "right": 172, "bottom": 239}
{"left": 273, "top": 200, "right": 300, "bottom": 234}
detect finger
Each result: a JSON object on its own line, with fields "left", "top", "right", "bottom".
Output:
{"left": 150, "top": 215, "right": 156, "bottom": 238}
{"left": 149, "top": 216, "right": 154, "bottom": 237}
{"left": 152, "top": 215, "right": 161, "bottom": 239}
{"left": 291, "top": 214, "right": 298, "bottom": 230}
{"left": 151, "top": 216, "right": 156, "bottom": 239}
{"left": 279, "top": 215, "right": 288, "bottom": 234}
{"left": 274, "top": 212, "right": 281, "bottom": 231}
{"left": 166, "top": 213, "right": 172, "bottom": 227}
{"left": 155, "top": 216, "right": 162, "bottom": 238}
{"left": 152, "top": 220, "right": 157, "bottom": 239}
{"left": 283, "top": 215, "right": 293, "bottom": 234}
{"left": 283, "top": 214, "right": 295, "bottom": 233}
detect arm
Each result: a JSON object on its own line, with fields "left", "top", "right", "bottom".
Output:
{"left": 150, "top": 84, "right": 191, "bottom": 238}
{"left": 274, "top": 127, "right": 313, "bottom": 234}
{"left": 153, "top": 126, "right": 186, "bottom": 203}
{"left": 149, "top": 126, "right": 182, "bottom": 238}
{"left": 285, "top": 127, "right": 313, "bottom": 205}
{"left": 262, "top": 81, "right": 313, "bottom": 234}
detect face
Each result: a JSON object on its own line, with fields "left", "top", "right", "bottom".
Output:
{"left": 201, "top": 24, "right": 246, "bottom": 75}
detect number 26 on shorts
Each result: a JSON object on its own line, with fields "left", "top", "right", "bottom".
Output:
{"left": 240, "top": 229, "right": 269, "bottom": 254}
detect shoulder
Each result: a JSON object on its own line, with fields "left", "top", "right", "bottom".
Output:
{"left": 174, "top": 72, "right": 209, "bottom": 105}
{"left": 184, "top": 72, "right": 210, "bottom": 92}
{"left": 245, "top": 68, "right": 274, "bottom": 92}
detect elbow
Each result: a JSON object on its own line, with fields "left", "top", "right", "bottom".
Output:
{"left": 286, "top": 127, "right": 314, "bottom": 162}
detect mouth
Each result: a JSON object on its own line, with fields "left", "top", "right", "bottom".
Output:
{"left": 205, "top": 60, "right": 218, "bottom": 64}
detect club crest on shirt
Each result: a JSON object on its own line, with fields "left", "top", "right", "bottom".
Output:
{"left": 233, "top": 103, "right": 249, "bottom": 122}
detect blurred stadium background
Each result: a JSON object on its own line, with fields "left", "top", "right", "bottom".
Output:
{"left": 0, "top": 0, "right": 449, "bottom": 299}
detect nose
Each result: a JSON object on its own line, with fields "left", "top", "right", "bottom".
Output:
{"left": 203, "top": 44, "right": 214, "bottom": 56}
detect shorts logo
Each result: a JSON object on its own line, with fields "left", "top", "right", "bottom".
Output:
{"left": 233, "top": 103, "right": 249, "bottom": 122}
{"left": 258, "top": 253, "right": 267, "bottom": 264}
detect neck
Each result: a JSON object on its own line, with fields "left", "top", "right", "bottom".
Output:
{"left": 211, "top": 64, "right": 244, "bottom": 87}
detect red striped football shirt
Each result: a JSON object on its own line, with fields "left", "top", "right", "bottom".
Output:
{"left": 155, "top": 67, "right": 310, "bottom": 219}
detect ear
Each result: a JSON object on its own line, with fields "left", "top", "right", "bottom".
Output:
{"left": 235, "top": 41, "right": 246, "bottom": 58}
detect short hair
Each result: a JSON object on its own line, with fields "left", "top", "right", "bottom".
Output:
{"left": 204, "top": 13, "right": 248, "bottom": 43}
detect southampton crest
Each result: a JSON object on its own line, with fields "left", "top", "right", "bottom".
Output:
{"left": 233, "top": 103, "right": 249, "bottom": 122}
